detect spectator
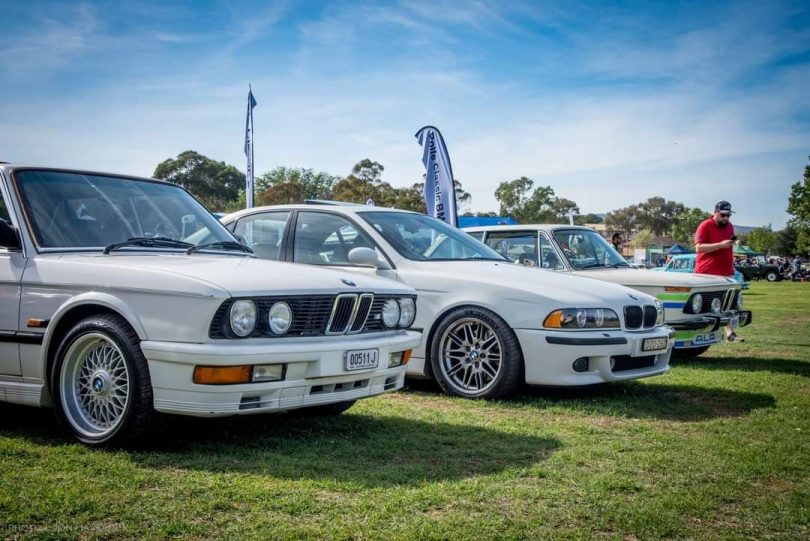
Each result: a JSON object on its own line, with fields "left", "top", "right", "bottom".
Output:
{"left": 694, "top": 201, "right": 744, "bottom": 342}
{"left": 611, "top": 232, "right": 624, "bottom": 254}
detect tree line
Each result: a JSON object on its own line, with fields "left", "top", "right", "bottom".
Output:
{"left": 152, "top": 150, "right": 810, "bottom": 256}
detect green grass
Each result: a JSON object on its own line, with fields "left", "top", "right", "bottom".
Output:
{"left": 2, "top": 282, "right": 809, "bottom": 540}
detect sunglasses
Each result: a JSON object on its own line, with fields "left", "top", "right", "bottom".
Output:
{"left": 718, "top": 212, "right": 731, "bottom": 217}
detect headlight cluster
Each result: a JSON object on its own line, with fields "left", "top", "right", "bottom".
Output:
{"left": 382, "top": 297, "right": 417, "bottom": 329}
{"left": 228, "top": 300, "right": 293, "bottom": 338}
{"left": 737, "top": 293, "right": 743, "bottom": 311}
{"left": 655, "top": 299, "right": 665, "bottom": 325}
{"left": 544, "top": 308, "right": 620, "bottom": 329}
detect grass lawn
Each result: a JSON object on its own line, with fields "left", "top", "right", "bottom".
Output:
{"left": 1, "top": 281, "right": 808, "bottom": 540}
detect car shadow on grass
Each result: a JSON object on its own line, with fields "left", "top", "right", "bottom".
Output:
{"left": 671, "top": 354, "right": 810, "bottom": 378}
{"left": 0, "top": 404, "right": 559, "bottom": 487}
{"left": 518, "top": 382, "right": 776, "bottom": 421}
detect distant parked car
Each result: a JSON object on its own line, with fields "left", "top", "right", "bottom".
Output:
{"left": 221, "top": 204, "right": 676, "bottom": 399}
{"left": 0, "top": 165, "right": 421, "bottom": 446}
{"left": 734, "top": 261, "right": 782, "bottom": 282}
{"left": 464, "top": 225, "right": 751, "bottom": 357}
{"left": 657, "top": 254, "right": 750, "bottom": 290}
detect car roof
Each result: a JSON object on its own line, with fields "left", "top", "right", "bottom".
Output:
{"left": 462, "top": 224, "right": 592, "bottom": 232}
{"left": 0, "top": 163, "right": 173, "bottom": 186}
{"left": 222, "top": 203, "right": 419, "bottom": 222}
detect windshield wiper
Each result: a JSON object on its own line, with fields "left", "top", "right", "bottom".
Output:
{"left": 185, "top": 240, "right": 254, "bottom": 255}
{"left": 103, "top": 237, "right": 194, "bottom": 254}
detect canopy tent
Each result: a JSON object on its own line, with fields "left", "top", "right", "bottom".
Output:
{"left": 734, "top": 244, "right": 762, "bottom": 256}
{"left": 667, "top": 243, "right": 691, "bottom": 255}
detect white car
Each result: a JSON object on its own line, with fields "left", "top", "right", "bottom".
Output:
{"left": 0, "top": 166, "right": 421, "bottom": 446}
{"left": 464, "top": 224, "right": 752, "bottom": 356}
{"left": 221, "top": 204, "right": 675, "bottom": 399}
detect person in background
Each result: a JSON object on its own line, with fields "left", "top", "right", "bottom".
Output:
{"left": 793, "top": 255, "right": 802, "bottom": 274}
{"left": 611, "top": 232, "right": 624, "bottom": 254}
{"left": 694, "top": 200, "right": 744, "bottom": 342}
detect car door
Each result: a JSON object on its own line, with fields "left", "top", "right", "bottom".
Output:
{"left": 0, "top": 183, "right": 24, "bottom": 376}
{"left": 482, "top": 230, "right": 539, "bottom": 266}
{"left": 232, "top": 210, "right": 291, "bottom": 261}
{"left": 290, "top": 211, "right": 396, "bottom": 280}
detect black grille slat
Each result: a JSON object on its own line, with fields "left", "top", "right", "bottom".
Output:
{"left": 624, "top": 306, "right": 643, "bottom": 329}
{"left": 643, "top": 305, "right": 658, "bottom": 327}
{"left": 350, "top": 295, "right": 374, "bottom": 332}
{"left": 328, "top": 296, "right": 357, "bottom": 334}
{"left": 611, "top": 355, "right": 656, "bottom": 372}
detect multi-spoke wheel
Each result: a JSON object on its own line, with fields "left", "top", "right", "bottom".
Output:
{"left": 52, "top": 314, "right": 155, "bottom": 446}
{"left": 430, "top": 307, "right": 523, "bottom": 398}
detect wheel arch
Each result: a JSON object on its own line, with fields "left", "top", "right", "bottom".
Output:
{"left": 42, "top": 294, "right": 147, "bottom": 392}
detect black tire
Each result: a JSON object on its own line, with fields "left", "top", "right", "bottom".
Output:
{"left": 293, "top": 400, "right": 357, "bottom": 416}
{"left": 429, "top": 306, "right": 523, "bottom": 399}
{"left": 50, "top": 314, "right": 155, "bottom": 447}
{"left": 766, "top": 271, "right": 778, "bottom": 282}
{"left": 674, "top": 345, "right": 711, "bottom": 358}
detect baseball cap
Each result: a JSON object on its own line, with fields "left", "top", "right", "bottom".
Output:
{"left": 714, "top": 201, "right": 734, "bottom": 214}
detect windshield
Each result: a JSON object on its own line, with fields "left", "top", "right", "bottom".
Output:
{"left": 14, "top": 170, "right": 235, "bottom": 250}
{"left": 551, "top": 228, "right": 630, "bottom": 269}
{"left": 360, "top": 211, "right": 506, "bottom": 262}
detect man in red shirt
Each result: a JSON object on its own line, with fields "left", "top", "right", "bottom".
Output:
{"left": 694, "top": 201, "right": 743, "bottom": 341}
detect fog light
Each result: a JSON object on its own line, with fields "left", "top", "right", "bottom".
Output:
{"left": 572, "top": 357, "right": 589, "bottom": 372}
{"left": 252, "top": 364, "right": 284, "bottom": 382}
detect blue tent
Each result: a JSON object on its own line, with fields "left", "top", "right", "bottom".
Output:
{"left": 667, "top": 243, "right": 691, "bottom": 255}
{"left": 457, "top": 216, "right": 517, "bottom": 228}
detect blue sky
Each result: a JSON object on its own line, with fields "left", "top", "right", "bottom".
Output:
{"left": 1, "top": 0, "right": 808, "bottom": 227}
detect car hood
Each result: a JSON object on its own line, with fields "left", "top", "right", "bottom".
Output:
{"left": 573, "top": 267, "right": 738, "bottom": 290}
{"left": 40, "top": 253, "right": 414, "bottom": 297}
{"left": 403, "top": 261, "right": 657, "bottom": 307}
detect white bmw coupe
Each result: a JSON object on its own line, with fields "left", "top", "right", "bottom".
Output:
{"left": 221, "top": 204, "right": 675, "bottom": 399}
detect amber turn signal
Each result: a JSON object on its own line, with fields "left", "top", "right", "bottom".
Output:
{"left": 543, "top": 310, "right": 565, "bottom": 328}
{"left": 664, "top": 287, "right": 691, "bottom": 292}
{"left": 401, "top": 349, "right": 413, "bottom": 365}
{"left": 193, "top": 365, "right": 251, "bottom": 385}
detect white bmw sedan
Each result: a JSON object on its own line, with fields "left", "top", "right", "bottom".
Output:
{"left": 221, "top": 204, "right": 675, "bottom": 399}
{"left": 0, "top": 166, "right": 421, "bottom": 446}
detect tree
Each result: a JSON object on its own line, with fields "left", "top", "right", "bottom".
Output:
{"left": 670, "top": 207, "right": 710, "bottom": 245}
{"left": 632, "top": 229, "right": 655, "bottom": 249}
{"left": 255, "top": 166, "right": 340, "bottom": 202}
{"left": 154, "top": 151, "right": 243, "bottom": 211}
{"left": 604, "top": 205, "right": 640, "bottom": 234}
{"left": 775, "top": 225, "right": 799, "bottom": 256}
{"left": 493, "top": 177, "right": 576, "bottom": 224}
{"left": 331, "top": 160, "right": 427, "bottom": 213}
{"left": 787, "top": 156, "right": 810, "bottom": 254}
{"left": 746, "top": 226, "right": 777, "bottom": 254}
{"left": 575, "top": 213, "right": 603, "bottom": 225}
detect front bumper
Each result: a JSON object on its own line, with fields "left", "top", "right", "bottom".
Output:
{"left": 140, "top": 330, "right": 422, "bottom": 416}
{"left": 514, "top": 326, "right": 674, "bottom": 386}
{"left": 669, "top": 310, "right": 752, "bottom": 349}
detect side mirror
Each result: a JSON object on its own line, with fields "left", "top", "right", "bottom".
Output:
{"left": 0, "top": 220, "right": 21, "bottom": 251}
{"left": 348, "top": 247, "right": 389, "bottom": 269}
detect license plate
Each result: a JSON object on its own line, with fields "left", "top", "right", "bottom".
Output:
{"left": 642, "top": 337, "right": 668, "bottom": 352}
{"left": 345, "top": 348, "right": 379, "bottom": 371}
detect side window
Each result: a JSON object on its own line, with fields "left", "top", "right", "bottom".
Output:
{"left": 0, "top": 192, "right": 9, "bottom": 222}
{"left": 234, "top": 211, "right": 290, "bottom": 261}
{"left": 293, "top": 212, "right": 376, "bottom": 265}
{"left": 539, "top": 233, "right": 564, "bottom": 270}
{"left": 485, "top": 231, "right": 538, "bottom": 266}
{"left": 466, "top": 231, "right": 484, "bottom": 241}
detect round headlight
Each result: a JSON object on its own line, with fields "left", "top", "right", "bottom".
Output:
{"left": 594, "top": 309, "right": 605, "bottom": 327}
{"left": 691, "top": 294, "right": 703, "bottom": 313}
{"left": 737, "top": 293, "right": 743, "bottom": 310}
{"left": 711, "top": 297, "right": 722, "bottom": 313}
{"left": 576, "top": 309, "right": 587, "bottom": 328}
{"left": 382, "top": 299, "right": 401, "bottom": 328}
{"left": 229, "top": 300, "right": 257, "bottom": 337}
{"left": 397, "top": 298, "right": 416, "bottom": 328}
{"left": 268, "top": 302, "right": 293, "bottom": 335}
{"left": 655, "top": 299, "right": 665, "bottom": 325}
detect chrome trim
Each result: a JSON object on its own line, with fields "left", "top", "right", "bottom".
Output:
{"left": 347, "top": 293, "right": 374, "bottom": 334}
{"left": 722, "top": 288, "right": 735, "bottom": 312}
